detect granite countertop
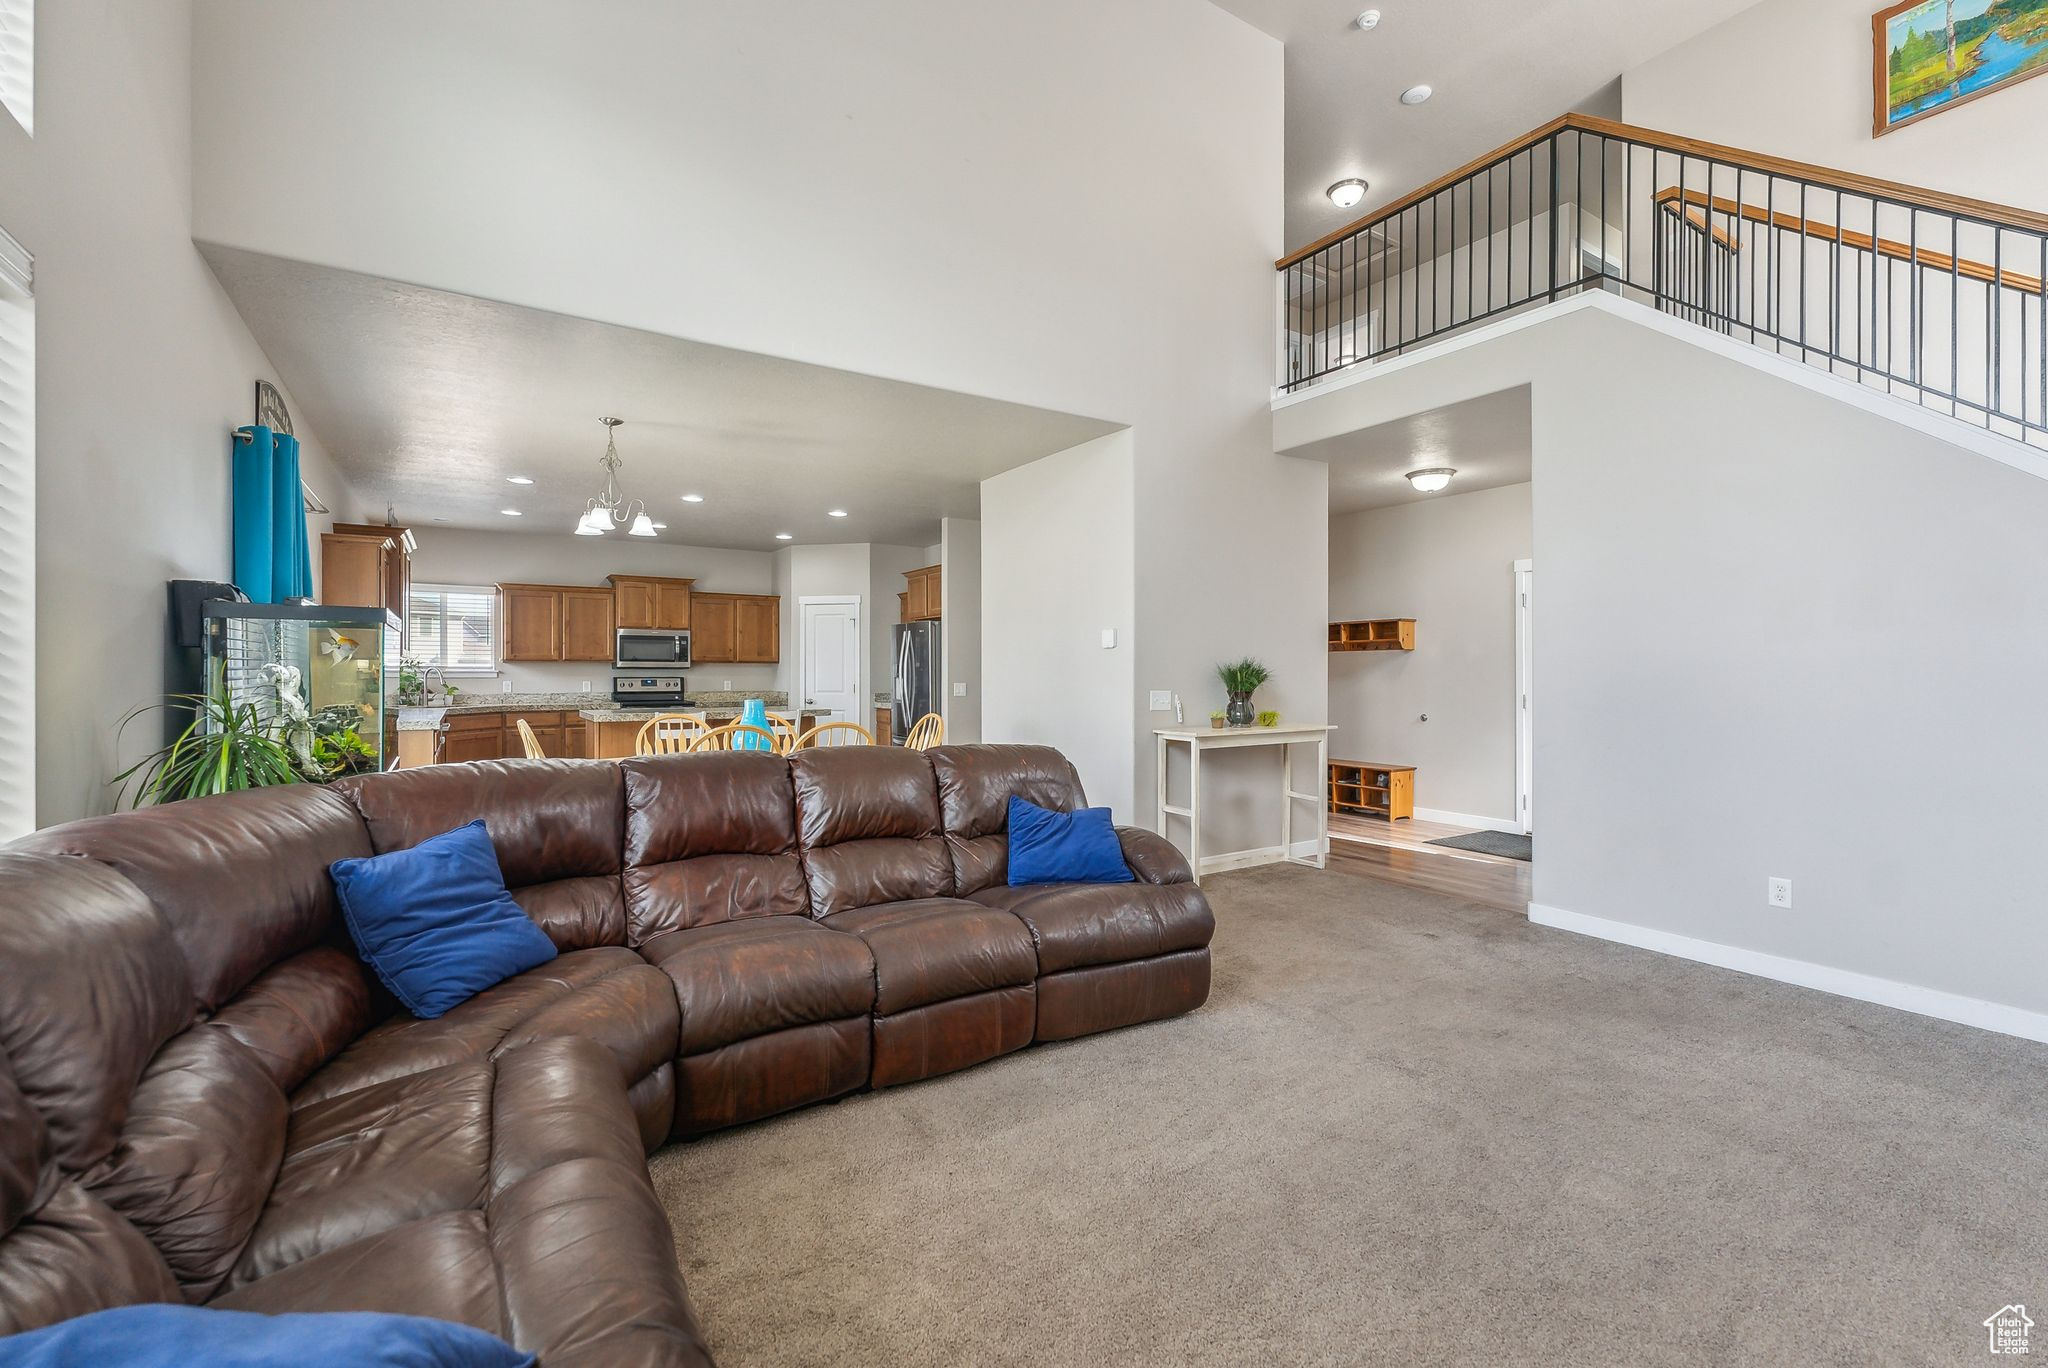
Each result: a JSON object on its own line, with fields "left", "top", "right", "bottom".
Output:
{"left": 873, "top": 693, "right": 891, "bottom": 708}
{"left": 578, "top": 704, "right": 811, "bottom": 724}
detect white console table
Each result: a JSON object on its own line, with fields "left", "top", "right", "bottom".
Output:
{"left": 1153, "top": 724, "right": 1334, "bottom": 883}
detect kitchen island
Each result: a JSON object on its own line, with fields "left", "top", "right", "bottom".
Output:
{"left": 393, "top": 691, "right": 812, "bottom": 762}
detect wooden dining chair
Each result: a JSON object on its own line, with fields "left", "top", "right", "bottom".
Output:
{"left": 792, "top": 721, "right": 875, "bottom": 750}
{"left": 762, "top": 711, "right": 802, "bottom": 754}
{"left": 633, "top": 713, "right": 709, "bottom": 756}
{"left": 687, "top": 722, "right": 779, "bottom": 753}
{"left": 514, "top": 718, "right": 548, "bottom": 759}
{"left": 903, "top": 712, "right": 944, "bottom": 751}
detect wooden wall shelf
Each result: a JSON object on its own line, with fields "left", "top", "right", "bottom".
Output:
{"left": 1329, "top": 618, "right": 1416, "bottom": 652}
{"left": 1328, "top": 760, "right": 1415, "bottom": 820}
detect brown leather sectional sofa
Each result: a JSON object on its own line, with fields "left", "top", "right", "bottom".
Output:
{"left": 0, "top": 744, "right": 1211, "bottom": 1364}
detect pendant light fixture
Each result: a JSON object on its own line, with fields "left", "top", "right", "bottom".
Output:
{"left": 575, "top": 417, "right": 656, "bottom": 537}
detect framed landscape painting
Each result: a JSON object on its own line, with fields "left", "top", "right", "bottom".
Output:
{"left": 1873, "top": 0, "right": 2048, "bottom": 136}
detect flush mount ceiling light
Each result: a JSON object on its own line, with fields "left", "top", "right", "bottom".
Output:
{"left": 827, "top": 509, "right": 849, "bottom": 518}
{"left": 574, "top": 416, "right": 656, "bottom": 537}
{"left": 680, "top": 493, "right": 704, "bottom": 503}
{"left": 1355, "top": 9, "right": 1381, "bottom": 30}
{"left": 1400, "top": 84, "right": 1434, "bottom": 106}
{"left": 1327, "top": 178, "right": 1369, "bottom": 209}
{"left": 506, "top": 475, "right": 533, "bottom": 485}
{"left": 775, "top": 533, "right": 794, "bottom": 541}
{"left": 1406, "top": 467, "right": 1455, "bottom": 493}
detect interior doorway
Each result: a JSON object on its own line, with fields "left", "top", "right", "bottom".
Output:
{"left": 1514, "top": 559, "right": 1533, "bottom": 836}
{"left": 798, "top": 597, "right": 862, "bottom": 725}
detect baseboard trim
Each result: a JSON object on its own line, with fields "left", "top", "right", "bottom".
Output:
{"left": 1528, "top": 903, "right": 2048, "bottom": 1046}
{"left": 1194, "top": 837, "right": 1326, "bottom": 876}
{"left": 1414, "top": 806, "right": 1523, "bottom": 835}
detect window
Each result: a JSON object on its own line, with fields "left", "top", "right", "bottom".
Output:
{"left": 0, "top": 0, "right": 31, "bottom": 136}
{"left": 406, "top": 584, "right": 497, "bottom": 674}
{"left": 0, "top": 223, "right": 30, "bottom": 838}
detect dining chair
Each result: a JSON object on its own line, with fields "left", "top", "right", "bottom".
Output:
{"left": 763, "top": 711, "right": 802, "bottom": 754}
{"left": 903, "top": 712, "right": 944, "bottom": 751}
{"left": 688, "top": 722, "right": 780, "bottom": 753}
{"left": 633, "top": 713, "right": 709, "bottom": 756}
{"left": 792, "top": 721, "right": 875, "bottom": 750}
{"left": 514, "top": 718, "right": 548, "bottom": 759}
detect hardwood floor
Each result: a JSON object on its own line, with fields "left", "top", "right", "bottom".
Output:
{"left": 1325, "top": 811, "right": 1531, "bottom": 914}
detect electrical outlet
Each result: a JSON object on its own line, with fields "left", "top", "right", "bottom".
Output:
{"left": 1149, "top": 690, "right": 1172, "bottom": 711}
{"left": 723, "top": 679, "right": 733, "bottom": 689}
{"left": 580, "top": 680, "right": 591, "bottom": 692}
{"left": 952, "top": 682, "right": 968, "bottom": 697}
{"left": 501, "top": 679, "right": 511, "bottom": 693}
{"left": 1768, "top": 877, "right": 1793, "bottom": 909}
{"left": 1100, "top": 628, "right": 1117, "bottom": 649}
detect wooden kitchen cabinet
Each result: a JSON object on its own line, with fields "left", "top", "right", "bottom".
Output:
{"left": 498, "top": 584, "right": 564, "bottom": 662}
{"left": 319, "top": 532, "right": 391, "bottom": 612}
{"left": 903, "top": 565, "right": 941, "bottom": 621}
{"left": 441, "top": 713, "right": 506, "bottom": 763}
{"left": 329, "top": 522, "right": 415, "bottom": 640}
{"left": 560, "top": 589, "right": 615, "bottom": 662}
{"left": 690, "top": 591, "right": 780, "bottom": 664}
{"left": 897, "top": 591, "right": 911, "bottom": 625}
{"left": 609, "top": 575, "right": 693, "bottom": 630}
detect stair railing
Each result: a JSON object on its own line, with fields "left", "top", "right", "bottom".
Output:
{"left": 1277, "top": 113, "right": 2048, "bottom": 451}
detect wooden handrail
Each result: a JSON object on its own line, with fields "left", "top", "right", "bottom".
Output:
{"left": 1654, "top": 187, "right": 2044, "bottom": 296}
{"left": 1660, "top": 198, "right": 1741, "bottom": 253}
{"left": 1276, "top": 112, "right": 2048, "bottom": 270}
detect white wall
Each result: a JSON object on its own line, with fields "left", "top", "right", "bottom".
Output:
{"left": 1623, "top": 0, "right": 2048, "bottom": 215}
{"left": 188, "top": 0, "right": 1325, "bottom": 845}
{"left": 777, "top": 543, "right": 873, "bottom": 724}
{"left": 0, "top": 0, "right": 360, "bottom": 826}
{"left": 1278, "top": 295, "right": 2048, "bottom": 1029}
{"left": 938, "top": 516, "right": 981, "bottom": 743}
{"left": 407, "top": 526, "right": 780, "bottom": 695}
{"left": 868, "top": 541, "right": 928, "bottom": 726}
{"left": 1329, "top": 483, "right": 1532, "bottom": 826}
{"left": 983, "top": 433, "right": 1136, "bottom": 813}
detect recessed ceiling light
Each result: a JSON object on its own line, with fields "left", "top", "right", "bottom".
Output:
{"left": 827, "top": 509, "right": 849, "bottom": 518}
{"left": 775, "top": 533, "right": 794, "bottom": 540}
{"left": 1405, "top": 467, "right": 1455, "bottom": 493}
{"left": 506, "top": 475, "right": 533, "bottom": 485}
{"left": 1355, "top": 9, "right": 1381, "bottom": 30}
{"left": 1327, "top": 178, "right": 1369, "bottom": 209}
{"left": 500, "top": 508, "right": 523, "bottom": 516}
{"left": 680, "top": 494, "right": 704, "bottom": 503}
{"left": 431, "top": 517, "right": 451, "bottom": 523}
{"left": 1400, "top": 84, "right": 1434, "bottom": 106}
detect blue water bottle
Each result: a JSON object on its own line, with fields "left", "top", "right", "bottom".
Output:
{"left": 738, "top": 697, "right": 770, "bottom": 750}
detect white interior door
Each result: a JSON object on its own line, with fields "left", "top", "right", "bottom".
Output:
{"left": 799, "top": 598, "right": 861, "bottom": 725}
{"left": 1513, "top": 560, "right": 1534, "bottom": 836}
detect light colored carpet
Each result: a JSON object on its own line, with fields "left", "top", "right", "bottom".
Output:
{"left": 649, "top": 864, "right": 2047, "bottom": 1366}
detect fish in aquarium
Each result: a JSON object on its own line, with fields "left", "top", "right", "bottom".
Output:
{"left": 319, "top": 631, "right": 361, "bottom": 663}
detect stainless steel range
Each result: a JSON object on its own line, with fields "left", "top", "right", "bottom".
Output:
{"left": 611, "top": 674, "right": 694, "bottom": 709}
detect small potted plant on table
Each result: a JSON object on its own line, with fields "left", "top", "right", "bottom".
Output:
{"left": 1216, "top": 657, "right": 1271, "bottom": 727}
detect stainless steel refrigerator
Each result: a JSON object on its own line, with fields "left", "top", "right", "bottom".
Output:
{"left": 891, "top": 620, "right": 940, "bottom": 744}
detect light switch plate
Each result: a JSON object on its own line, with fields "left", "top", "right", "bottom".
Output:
{"left": 952, "top": 682, "right": 968, "bottom": 697}
{"left": 1149, "top": 690, "right": 1172, "bottom": 711}
{"left": 1100, "top": 628, "right": 1117, "bottom": 649}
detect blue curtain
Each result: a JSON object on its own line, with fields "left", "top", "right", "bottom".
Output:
{"left": 233, "top": 425, "right": 312, "bottom": 602}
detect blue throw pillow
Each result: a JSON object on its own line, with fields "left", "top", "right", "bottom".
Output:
{"left": 1006, "top": 795, "right": 1135, "bottom": 886}
{"left": 329, "top": 820, "right": 557, "bottom": 1019}
{"left": 0, "top": 1305, "right": 534, "bottom": 1367}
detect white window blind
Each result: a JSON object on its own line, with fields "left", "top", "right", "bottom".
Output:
{"left": 407, "top": 584, "right": 497, "bottom": 673}
{"left": 0, "top": 223, "right": 31, "bottom": 838}
{"left": 0, "top": 0, "right": 31, "bottom": 136}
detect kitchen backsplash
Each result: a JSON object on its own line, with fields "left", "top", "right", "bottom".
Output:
{"left": 477, "top": 658, "right": 782, "bottom": 696}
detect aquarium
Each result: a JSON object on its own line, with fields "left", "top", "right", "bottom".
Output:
{"left": 200, "top": 602, "right": 396, "bottom": 771}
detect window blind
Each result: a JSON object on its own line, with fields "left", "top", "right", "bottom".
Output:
{"left": 407, "top": 584, "right": 497, "bottom": 672}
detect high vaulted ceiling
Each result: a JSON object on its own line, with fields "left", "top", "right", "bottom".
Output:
{"left": 1209, "top": 0, "right": 1756, "bottom": 251}
{"left": 201, "top": 247, "right": 1118, "bottom": 550}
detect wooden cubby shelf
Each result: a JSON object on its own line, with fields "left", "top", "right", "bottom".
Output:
{"left": 1328, "top": 760, "right": 1416, "bottom": 820}
{"left": 1329, "top": 618, "right": 1416, "bottom": 652}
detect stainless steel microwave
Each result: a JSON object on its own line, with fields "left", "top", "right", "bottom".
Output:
{"left": 615, "top": 628, "right": 691, "bottom": 669}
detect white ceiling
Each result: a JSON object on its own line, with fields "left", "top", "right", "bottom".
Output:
{"left": 1290, "top": 384, "right": 1531, "bottom": 514}
{"left": 1209, "top": 0, "right": 1754, "bottom": 250}
{"left": 201, "top": 246, "right": 1119, "bottom": 550}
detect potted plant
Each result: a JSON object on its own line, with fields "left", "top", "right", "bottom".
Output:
{"left": 113, "top": 664, "right": 305, "bottom": 808}
{"left": 1215, "top": 657, "right": 1271, "bottom": 726}
{"left": 1209, "top": 710, "right": 1226, "bottom": 730}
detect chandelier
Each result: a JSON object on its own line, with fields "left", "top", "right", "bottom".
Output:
{"left": 575, "top": 417, "right": 655, "bottom": 537}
